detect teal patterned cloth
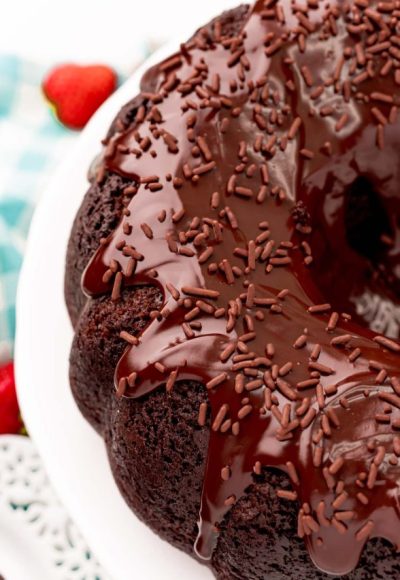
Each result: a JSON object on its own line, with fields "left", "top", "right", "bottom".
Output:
{"left": 0, "top": 56, "right": 75, "bottom": 360}
{"left": 0, "top": 49, "right": 153, "bottom": 361}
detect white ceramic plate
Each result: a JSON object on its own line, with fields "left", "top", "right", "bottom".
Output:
{"left": 15, "top": 3, "right": 240, "bottom": 576}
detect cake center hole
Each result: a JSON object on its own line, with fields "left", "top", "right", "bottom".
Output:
{"left": 344, "top": 176, "right": 393, "bottom": 262}
{"left": 306, "top": 175, "right": 399, "bottom": 339}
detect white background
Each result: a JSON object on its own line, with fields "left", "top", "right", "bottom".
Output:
{"left": 2, "top": 0, "right": 238, "bottom": 72}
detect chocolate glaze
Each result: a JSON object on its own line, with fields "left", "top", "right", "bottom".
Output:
{"left": 82, "top": 0, "right": 400, "bottom": 575}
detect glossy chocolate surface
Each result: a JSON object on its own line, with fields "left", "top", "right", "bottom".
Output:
{"left": 82, "top": 0, "right": 400, "bottom": 574}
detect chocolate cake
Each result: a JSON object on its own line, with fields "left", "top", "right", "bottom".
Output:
{"left": 65, "top": 1, "right": 400, "bottom": 577}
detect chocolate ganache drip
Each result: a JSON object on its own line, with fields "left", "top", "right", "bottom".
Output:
{"left": 82, "top": 0, "right": 400, "bottom": 575}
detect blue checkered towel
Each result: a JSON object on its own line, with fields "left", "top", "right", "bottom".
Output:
{"left": 0, "top": 56, "right": 76, "bottom": 360}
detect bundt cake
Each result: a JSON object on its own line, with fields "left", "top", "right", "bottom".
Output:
{"left": 65, "top": 0, "right": 400, "bottom": 577}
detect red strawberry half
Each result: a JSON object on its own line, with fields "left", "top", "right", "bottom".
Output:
{"left": 0, "top": 362, "right": 23, "bottom": 435}
{"left": 42, "top": 64, "right": 117, "bottom": 130}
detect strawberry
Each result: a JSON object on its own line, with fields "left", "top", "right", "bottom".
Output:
{"left": 42, "top": 64, "right": 117, "bottom": 130}
{"left": 0, "top": 362, "right": 23, "bottom": 435}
